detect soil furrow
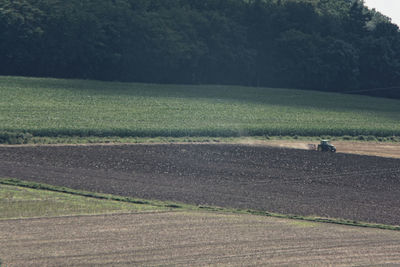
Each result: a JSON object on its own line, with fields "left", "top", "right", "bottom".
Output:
{"left": 1, "top": 144, "right": 399, "bottom": 225}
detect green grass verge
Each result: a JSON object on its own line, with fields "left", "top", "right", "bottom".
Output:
{"left": 1, "top": 178, "right": 399, "bottom": 231}
{"left": 0, "top": 178, "right": 188, "bottom": 220}
{"left": 0, "top": 184, "right": 168, "bottom": 220}
{"left": 1, "top": 76, "right": 400, "bottom": 143}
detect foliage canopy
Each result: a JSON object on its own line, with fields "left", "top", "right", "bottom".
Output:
{"left": 0, "top": 0, "right": 399, "bottom": 97}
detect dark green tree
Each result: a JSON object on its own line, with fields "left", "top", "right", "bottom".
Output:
{"left": 0, "top": 0, "right": 399, "bottom": 97}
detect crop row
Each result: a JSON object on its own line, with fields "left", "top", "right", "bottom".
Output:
{"left": 1, "top": 76, "right": 399, "bottom": 141}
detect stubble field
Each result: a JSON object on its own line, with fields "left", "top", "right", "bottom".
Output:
{"left": 2, "top": 212, "right": 400, "bottom": 266}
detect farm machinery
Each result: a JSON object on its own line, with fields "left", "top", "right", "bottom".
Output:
{"left": 308, "top": 140, "right": 336, "bottom": 152}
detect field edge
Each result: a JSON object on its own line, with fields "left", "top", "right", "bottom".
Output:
{"left": 1, "top": 178, "right": 399, "bottom": 231}
{"left": 1, "top": 134, "right": 399, "bottom": 146}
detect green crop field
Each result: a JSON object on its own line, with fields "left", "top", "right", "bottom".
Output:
{"left": 1, "top": 76, "right": 399, "bottom": 142}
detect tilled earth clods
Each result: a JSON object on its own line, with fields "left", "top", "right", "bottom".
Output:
{"left": 1, "top": 144, "right": 399, "bottom": 225}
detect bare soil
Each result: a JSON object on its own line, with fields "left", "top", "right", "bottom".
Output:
{"left": 3, "top": 139, "right": 400, "bottom": 158}
{"left": 1, "top": 211, "right": 400, "bottom": 266}
{"left": 0, "top": 144, "right": 399, "bottom": 225}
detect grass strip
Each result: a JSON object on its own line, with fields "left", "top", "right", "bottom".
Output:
{"left": 0, "top": 184, "right": 165, "bottom": 219}
{"left": 0, "top": 178, "right": 185, "bottom": 210}
{"left": 1, "top": 178, "right": 399, "bottom": 231}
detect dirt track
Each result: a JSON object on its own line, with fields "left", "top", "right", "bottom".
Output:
{"left": 1, "top": 144, "right": 399, "bottom": 225}
{"left": 1, "top": 211, "right": 400, "bottom": 266}
{"left": 255, "top": 140, "right": 400, "bottom": 159}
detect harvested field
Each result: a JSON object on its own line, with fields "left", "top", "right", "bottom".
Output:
{"left": 0, "top": 144, "right": 399, "bottom": 225}
{"left": 1, "top": 212, "right": 400, "bottom": 266}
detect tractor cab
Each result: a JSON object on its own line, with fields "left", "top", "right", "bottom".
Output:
{"left": 318, "top": 140, "right": 336, "bottom": 152}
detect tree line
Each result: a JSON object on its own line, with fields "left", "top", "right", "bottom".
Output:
{"left": 1, "top": 0, "right": 399, "bottom": 97}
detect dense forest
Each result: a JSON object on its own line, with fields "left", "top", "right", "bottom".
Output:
{"left": 1, "top": 0, "right": 399, "bottom": 97}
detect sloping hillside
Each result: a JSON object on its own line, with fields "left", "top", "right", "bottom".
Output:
{"left": 1, "top": 76, "right": 399, "bottom": 140}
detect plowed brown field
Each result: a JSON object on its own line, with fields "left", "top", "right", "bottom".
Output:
{"left": 1, "top": 212, "right": 400, "bottom": 266}
{"left": 1, "top": 144, "right": 399, "bottom": 225}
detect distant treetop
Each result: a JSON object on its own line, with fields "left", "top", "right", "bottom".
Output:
{"left": 0, "top": 0, "right": 399, "bottom": 98}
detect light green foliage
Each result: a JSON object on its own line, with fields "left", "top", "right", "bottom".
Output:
{"left": 0, "top": 76, "right": 399, "bottom": 138}
{"left": 0, "top": 184, "right": 163, "bottom": 219}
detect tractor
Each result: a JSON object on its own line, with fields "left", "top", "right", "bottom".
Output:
{"left": 317, "top": 140, "right": 336, "bottom": 152}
